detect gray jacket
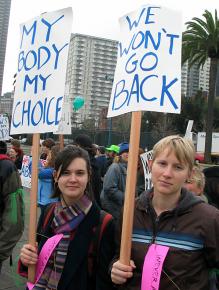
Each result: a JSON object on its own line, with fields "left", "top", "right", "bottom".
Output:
{"left": 100, "top": 162, "right": 127, "bottom": 219}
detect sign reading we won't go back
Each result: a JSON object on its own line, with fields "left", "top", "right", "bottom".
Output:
{"left": 107, "top": 5, "right": 182, "bottom": 118}
{"left": 11, "top": 7, "right": 73, "bottom": 134}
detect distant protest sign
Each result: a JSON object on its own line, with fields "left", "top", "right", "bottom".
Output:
{"left": 0, "top": 114, "right": 9, "bottom": 140}
{"left": 11, "top": 7, "right": 73, "bottom": 134}
{"left": 54, "top": 84, "right": 71, "bottom": 134}
{"left": 140, "top": 150, "right": 153, "bottom": 190}
{"left": 107, "top": 5, "right": 182, "bottom": 118}
{"left": 21, "top": 155, "right": 32, "bottom": 188}
{"left": 21, "top": 156, "right": 47, "bottom": 188}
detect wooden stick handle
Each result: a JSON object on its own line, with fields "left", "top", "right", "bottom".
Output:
{"left": 119, "top": 111, "right": 142, "bottom": 265}
{"left": 59, "top": 134, "right": 64, "bottom": 150}
{"left": 28, "top": 133, "right": 40, "bottom": 282}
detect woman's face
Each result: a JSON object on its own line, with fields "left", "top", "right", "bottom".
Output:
{"left": 151, "top": 147, "right": 190, "bottom": 198}
{"left": 55, "top": 157, "right": 89, "bottom": 205}
{"left": 120, "top": 151, "right": 129, "bottom": 162}
{"left": 41, "top": 145, "right": 50, "bottom": 155}
{"left": 8, "top": 148, "right": 17, "bottom": 159}
{"left": 184, "top": 179, "right": 203, "bottom": 196}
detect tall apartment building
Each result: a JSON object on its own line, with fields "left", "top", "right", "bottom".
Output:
{"left": 181, "top": 59, "right": 210, "bottom": 98}
{"left": 65, "top": 33, "right": 118, "bottom": 127}
{"left": 0, "top": 91, "right": 13, "bottom": 116}
{"left": 0, "top": 0, "right": 11, "bottom": 95}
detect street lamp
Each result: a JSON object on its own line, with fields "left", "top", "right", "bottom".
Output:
{"left": 108, "top": 117, "right": 112, "bottom": 145}
{"left": 105, "top": 74, "right": 114, "bottom": 146}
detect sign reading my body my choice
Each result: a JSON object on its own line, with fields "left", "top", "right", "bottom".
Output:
{"left": 107, "top": 5, "right": 182, "bottom": 118}
{"left": 11, "top": 7, "right": 73, "bottom": 134}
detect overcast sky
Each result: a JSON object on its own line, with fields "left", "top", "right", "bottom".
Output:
{"left": 2, "top": 0, "right": 218, "bottom": 94}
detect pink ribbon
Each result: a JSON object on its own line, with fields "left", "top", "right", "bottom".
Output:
{"left": 141, "top": 244, "right": 169, "bottom": 290}
{"left": 27, "top": 234, "right": 63, "bottom": 290}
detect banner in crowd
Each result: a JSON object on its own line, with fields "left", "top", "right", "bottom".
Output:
{"left": 107, "top": 5, "right": 182, "bottom": 117}
{"left": 0, "top": 114, "right": 9, "bottom": 140}
{"left": 54, "top": 84, "right": 71, "bottom": 134}
{"left": 20, "top": 156, "right": 46, "bottom": 188}
{"left": 11, "top": 7, "right": 73, "bottom": 134}
{"left": 140, "top": 150, "right": 153, "bottom": 190}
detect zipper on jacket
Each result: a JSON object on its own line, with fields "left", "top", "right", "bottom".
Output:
{"left": 151, "top": 214, "right": 159, "bottom": 244}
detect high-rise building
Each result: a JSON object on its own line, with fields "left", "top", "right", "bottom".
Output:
{"left": 181, "top": 59, "right": 210, "bottom": 98}
{"left": 0, "top": 91, "right": 13, "bottom": 116}
{"left": 65, "top": 33, "right": 118, "bottom": 127}
{"left": 0, "top": 0, "right": 12, "bottom": 96}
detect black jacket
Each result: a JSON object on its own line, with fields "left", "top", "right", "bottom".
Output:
{"left": 37, "top": 203, "right": 115, "bottom": 290}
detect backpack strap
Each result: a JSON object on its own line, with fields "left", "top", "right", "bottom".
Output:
{"left": 42, "top": 203, "right": 56, "bottom": 230}
{"left": 88, "top": 210, "right": 113, "bottom": 277}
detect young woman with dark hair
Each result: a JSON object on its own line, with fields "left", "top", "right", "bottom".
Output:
{"left": 19, "top": 146, "right": 115, "bottom": 290}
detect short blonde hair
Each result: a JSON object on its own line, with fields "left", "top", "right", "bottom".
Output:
{"left": 152, "top": 135, "right": 195, "bottom": 172}
{"left": 188, "top": 165, "right": 205, "bottom": 190}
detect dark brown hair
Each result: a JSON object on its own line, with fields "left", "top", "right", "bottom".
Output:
{"left": 42, "top": 138, "right": 55, "bottom": 149}
{"left": 52, "top": 145, "right": 93, "bottom": 200}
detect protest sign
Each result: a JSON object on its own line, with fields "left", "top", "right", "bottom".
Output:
{"left": 111, "top": 6, "right": 182, "bottom": 266}
{"left": 108, "top": 5, "right": 182, "bottom": 118}
{"left": 21, "top": 155, "right": 32, "bottom": 188}
{"left": 11, "top": 7, "right": 73, "bottom": 134}
{"left": 0, "top": 114, "right": 9, "bottom": 140}
{"left": 140, "top": 150, "right": 153, "bottom": 190}
{"left": 21, "top": 156, "right": 46, "bottom": 188}
{"left": 185, "top": 120, "right": 193, "bottom": 140}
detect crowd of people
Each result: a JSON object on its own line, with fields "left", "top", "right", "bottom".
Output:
{"left": 0, "top": 134, "right": 219, "bottom": 289}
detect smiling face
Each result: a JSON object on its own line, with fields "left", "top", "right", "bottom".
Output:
{"left": 151, "top": 147, "right": 191, "bottom": 198}
{"left": 55, "top": 157, "right": 89, "bottom": 205}
{"left": 8, "top": 148, "right": 17, "bottom": 159}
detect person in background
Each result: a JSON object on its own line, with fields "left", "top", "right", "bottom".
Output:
{"left": 136, "top": 147, "right": 145, "bottom": 196}
{"left": 111, "top": 135, "right": 219, "bottom": 290}
{"left": 184, "top": 164, "right": 208, "bottom": 202}
{"left": 101, "top": 142, "right": 129, "bottom": 219}
{"left": 73, "top": 134, "right": 102, "bottom": 207}
{"left": 37, "top": 145, "right": 60, "bottom": 217}
{"left": 9, "top": 139, "right": 24, "bottom": 170}
{"left": 96, "top": 146, "right": 108, "bottom": 180}
{"left": 203, "top": 166, "right": 219, "bottom": 209}
{"left": 40, "top": 138, "right": 55, "bottom": 160}
{"left": 0, "top": 141, "right": 24, "bottom": 272}
{"left": 105, "top": 145, "right": 119, "bottom": 170}
{"left": 19, "top": 146, "right": 115, "bottom": 290}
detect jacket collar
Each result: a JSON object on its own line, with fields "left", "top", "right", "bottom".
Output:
{"left": 137, "top": 188, "right": 203, "bottom": 215}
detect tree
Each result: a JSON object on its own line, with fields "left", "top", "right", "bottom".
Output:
{"left": 182, "top": 9, "right": 219, "bottom": 163}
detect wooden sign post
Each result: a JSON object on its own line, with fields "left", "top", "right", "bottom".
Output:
{"left": 119, "top": 111, "right": 141, "bottom": 264}
{"left": 28, "top": 133, "right": 40, "bottom": 282}
{"left": 59, "top": 134, "right": 64, "bottom": 150}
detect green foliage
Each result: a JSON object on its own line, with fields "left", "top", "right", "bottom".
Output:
{"left": 182, "top": 9, "right": 219, "bottom": 67}
{"left": 182, "top": 9, "right": 219, "bottom": 163}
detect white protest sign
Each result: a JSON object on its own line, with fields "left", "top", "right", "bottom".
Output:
{"left": 140, "top": 150, "right": 153, "bottom": 190}
{"left": 185, "top": 120, "right": 193, "bottom": 140}
{"left": 108, "top": 5, "right": 182, "bottom": 118}
{"left": 54, "top": 102, "right": 72, "bottom": 134}
{"left": 0, "top": 114, "right": 9, "bottom": 140}
{"left": 54, "top": 84, "right": 71, "bottom": 134}
{"left": 21, "top": 156, "right": 47, "bottom": 188}
{"left": 11, "top": 7, "right": 73, "bottom": 134}
{"left": 20, "top": 155, "right": 32, "bottom": 188}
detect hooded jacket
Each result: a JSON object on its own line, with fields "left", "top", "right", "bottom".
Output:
{"left": 0, "top": 154, "right": 24, "bottom": 262}
{"left": 101, "top": 161, "right": 127, "bottom": 219}
{"left": 117, "top": 189, "right": 219, "bottom": 290}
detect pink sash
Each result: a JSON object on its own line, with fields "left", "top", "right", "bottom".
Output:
{"left": 27, "top": 234, "right": 63, "bottom": 290}
{"left": 141, "top": 244, "right": 169, "bottom": 290}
